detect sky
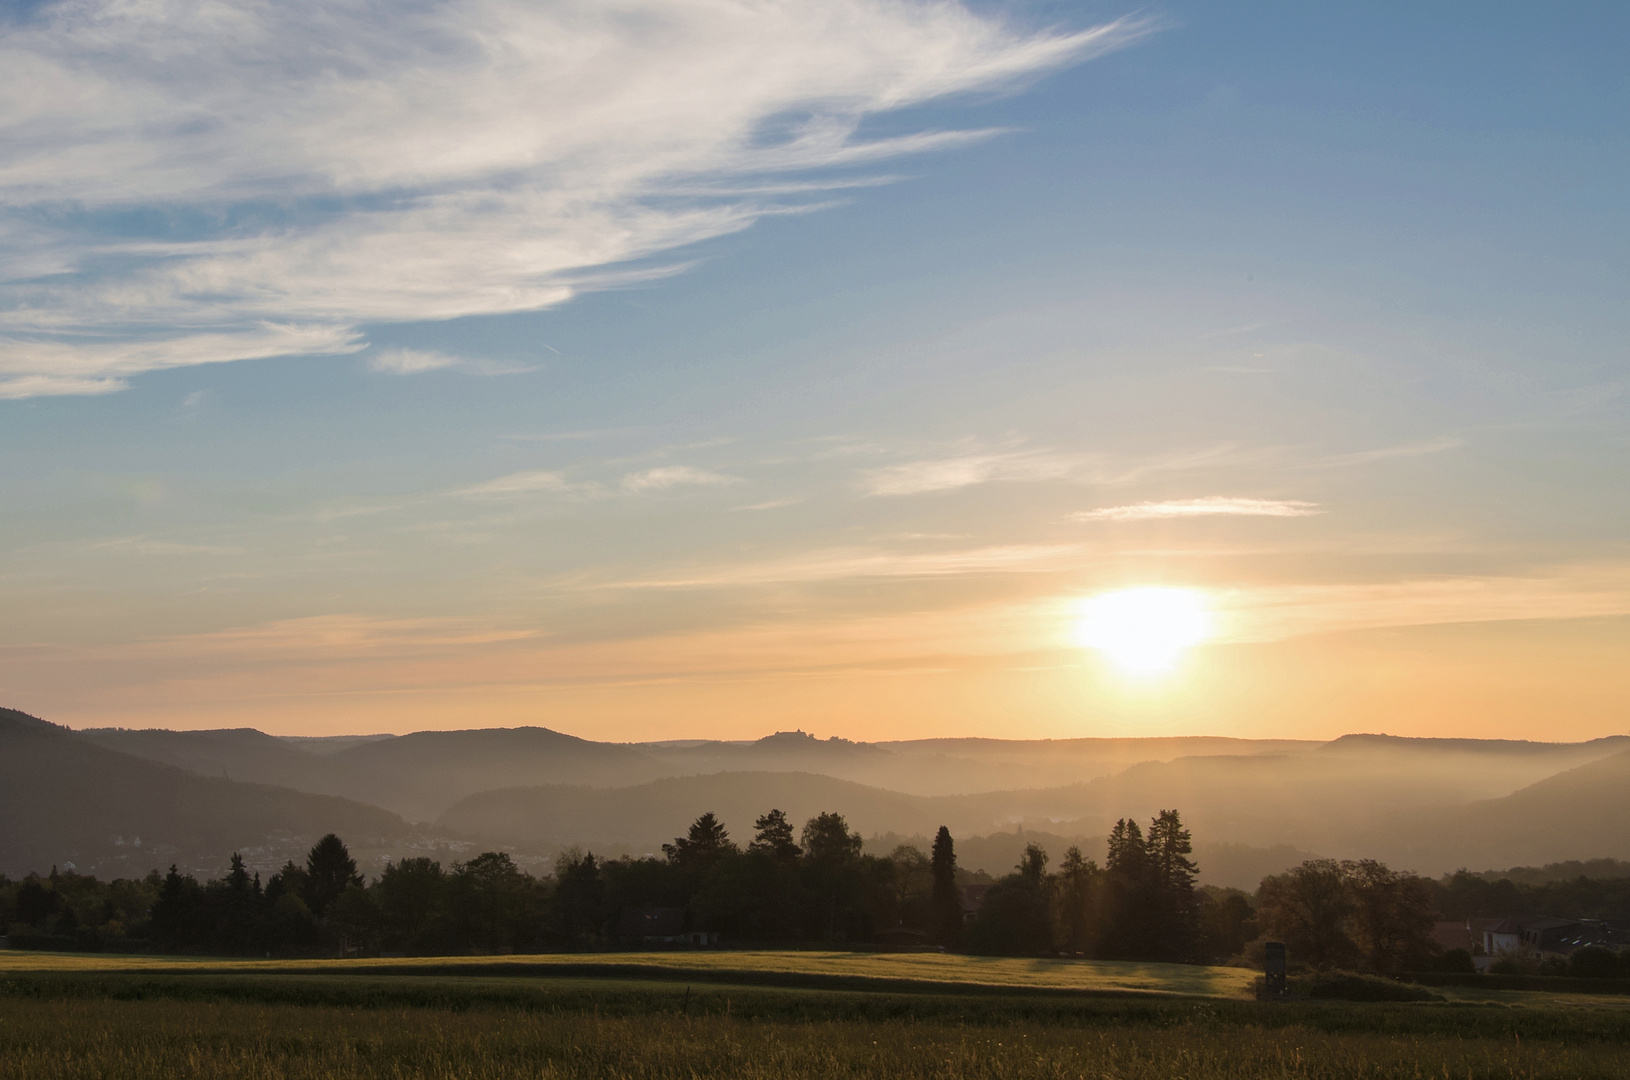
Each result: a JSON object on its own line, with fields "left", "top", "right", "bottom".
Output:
{"left": 2, "top": 1, "right": 1627, "bottom": 742}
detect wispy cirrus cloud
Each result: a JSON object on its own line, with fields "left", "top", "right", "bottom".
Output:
{"left": 0, "top": 374, "right": 127, "bottom": 399}
{"left": 732, "top": 497, "right": 804, "bottom": 512}
{"left": 368, "top": 349, "right": 462, "bottom": 375}
{"left": 1305, "top": 437, "right": 1461, "bottom": 469}
{"left": 620, "top": 466, "right": 740, "bottom": 493}
{"left": 454, "top": 464, "right": 738, "bottom": 498}
{"left": 605, "top": 543, "right": 1083, "bottom": 589}
{"left": 0, "top": 1, "right": 1148, "bottom": 399}
{"left": 454, "top": 470, "right": 576, "bottom": 498}
{"left": 1073, "top": 497, "right": 1324, "bottom": 522}
{"left": 367, "top": 348, "right": 533, "bottom": 376}
{"left": 862, "top": 450, "right": 1080, "bottom": 495}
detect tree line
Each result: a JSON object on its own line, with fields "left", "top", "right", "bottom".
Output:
{"left": 6, "top": 806, "right": 1630, "bottom": 974}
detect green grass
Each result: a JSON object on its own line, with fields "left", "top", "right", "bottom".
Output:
{"left": 5, "top": 951, "right": 1630, "bottom": 1078}
{"left": 0, "top": 948, "right": 1257, "bottom": 998}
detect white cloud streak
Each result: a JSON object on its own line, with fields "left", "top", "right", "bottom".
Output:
{"left": 454, "top": 470, "right": 575, "bottom": 497}
{"left": 1073, "top": 497, "right": 1324, "bottom": 521}
{"left": 605, "top": 543, "right": 1083, "bottom": 589}
{"left": 367, "top": 348, "right": 532, "bottom": 376}
{"left": 0, "top": 1, "right": 1146, "bottom": 397}
{"left": 454, "top": 464, "right": 738, "bottom": 498}
{"left": 1305, "top": 437, "right": 1462, "bottom": 469}
{"left": 0, "top": 374, "right": 127, "bottom": 399}
{"left": 367, "top": 349, "right": 462, "bottom": 375}
{"left": 620, "top": 466, "right": 739, "bottom": 493}
{"left": 862, "top": 450, "right": 1080, "bottom": 495}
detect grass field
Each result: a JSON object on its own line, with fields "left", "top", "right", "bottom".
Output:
{"left": 0, "top": 948, "right": 1258, "bottom": 998}
{"left": 4, "top": 951, "right": 1630, "bottom": 1079}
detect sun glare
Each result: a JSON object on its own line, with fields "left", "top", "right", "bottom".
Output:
{"left": 1074, "top": 587, "right": 1212, "bottom": 675}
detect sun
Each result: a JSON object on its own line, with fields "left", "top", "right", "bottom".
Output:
{"left": 1073, "top": 587, "right": 1212, "bottom": 674}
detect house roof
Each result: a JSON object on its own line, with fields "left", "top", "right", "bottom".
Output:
{"left": 1431, "top": 921, "right": 1478, "bottom": 952}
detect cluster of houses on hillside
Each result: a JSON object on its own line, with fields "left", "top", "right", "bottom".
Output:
{"left": 1433, "top": 916, "right": 1630, "bottom": 969}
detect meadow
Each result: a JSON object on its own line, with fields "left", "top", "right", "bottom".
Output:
{"left": 0, "top": 948, "right": 1259, "bottom": 998}
{"left": 4, "top": 951, "right": 1630, "bottom": 1079}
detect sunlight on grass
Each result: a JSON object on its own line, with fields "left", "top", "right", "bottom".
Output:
{"left": 0, "top": 949, "right": 1259, "bottom": 998}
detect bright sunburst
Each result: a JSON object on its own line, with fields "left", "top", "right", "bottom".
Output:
{"left": 1073, "top": 587, "right": 1211, "bottom": 674}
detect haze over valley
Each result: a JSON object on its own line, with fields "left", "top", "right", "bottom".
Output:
{"left": 9, "top": 706, "right": 1626, "bottom": 890}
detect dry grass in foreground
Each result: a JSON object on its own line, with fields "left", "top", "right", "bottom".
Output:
{"left": 0, "top": 948, "right": 1258, "bottom": 998}
{"left": 3, "top": 995, "right": 1630, "bottom": 1080}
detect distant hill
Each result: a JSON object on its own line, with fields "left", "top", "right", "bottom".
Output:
{"left": 77, "top": 724, "right": 1328, "bottom": 818}
{"left": 1371, "top": 748, "right": 1630, "bottom": 872}
{"left": 866, "top": 736, "right": 1321, "bottom": 794}
{"left": 323, "top": 726, "right": 666, "bottom": 821}
{"left": 0, "top": 708, "right": 410, "bottom": 878}
{"left": 73, "top": 724, "right": 669, "bottom": 822}
{"left": 276, "top": 733, "right": 395, "bottom": 756}
{"left": 436, "top": 771, "right": 979, "bottom": 854}
{"left": 1466, "top": 858, "right": 1630, "bottom": 886}
{"left": 18, "top": 712, "right": 1630, "bottom": 882}
{"left": 1052, "top": 735, "right": 1630, "bottom": 861}
{"left": 78, "top": 726, "right": 331, "bottom": 790}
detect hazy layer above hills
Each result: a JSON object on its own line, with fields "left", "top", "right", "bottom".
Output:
{"left": 1381, "top": 747, "right": 1630, "bottom": 870}
{"left": 76, "top": 726, "right": 1331, "bottom": 819}
{"left": 24, "top": 714, "right": 1630, "bottom": 884}
{"left": 634, "top": 733, "right": 1321, "bottom": 797}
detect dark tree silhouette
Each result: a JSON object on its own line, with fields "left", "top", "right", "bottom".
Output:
{"left": 1053, "top": 845, "right": 1101, "bottom": 954}
{"left": 1106, "top": 818, "right": 1148, "bottom": 878}
{"left": 964, "top": 843, "right": 1053, "bottom": 955}
{"left": 15, "top": 877, "right": 58, "bottom": 927}
{"left": 1147, "top": 809, "right": 1200, "bottom": 960}
{"left": 801, "top": 812, "right": 863, "bottom": 941}
{"left": 1341, "top": 859, "right": 1436, "bottom": 972}
{"left": 451, "top": 851, "right": 538, "bottom": 953}
{"left": 376, "top": 857, "right": 448, "bottom": 953}
{"left": 1101, "top": 818, "right": 1159, "bottom": 959}
{"left": 304, "top": 834, "right": 362, "bottom": 917}
{"left": 801, "top": 813, "right": 863, "bottom": 865}
{"left": 1256, "top": 859, "right": 1358, "bottom": 970}
{"left": 930, "top": 825, "right": 961, "bottom": 944}
{"left": 1196, "top": 888, "right": 1257, "bottom": 963}
{"left": 549, "top": 849, "right": 607, "bottom": 947}
{"left": 1018, "top": 843, "right": 1048, "bottom": 884}
{"left": 663, "top": 812, "right": 738, "bottom": 869}
{"left": 748, "top": 808, "right": 801, "bottom": 859}
{"left": 149, "top": 865, "right": 204, "bottom": 950}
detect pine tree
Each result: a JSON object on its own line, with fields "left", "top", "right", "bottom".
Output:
{"left": 663, "top": 811, "right": 738, "bottom": 868}
{"left": 226, "top": 852, "right": 252, "bottom": 894}
{"left": 930, "top": 825, "right": 961, "bottom": 944}
{"left": 304, "top": 834, "right": 362, "bottom": 917}
{"left": 1106, "top": 818, "right": 1148, "bottom": 878}
{"left": 748, "top": 809, "right": 801, "bottom": 859}
{"left": 1102, "top": 818, "right": 1157, "bottom": 960}
{"left": 1053, "top": 846, "right": 1101, "bottom": 954}
{"left": 1146, "top": 809, "right": 1200, "bottom": 960}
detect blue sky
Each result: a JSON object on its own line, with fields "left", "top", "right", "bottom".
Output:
{"left": 2, "top": 1, "right": 1626, "bottom": 739}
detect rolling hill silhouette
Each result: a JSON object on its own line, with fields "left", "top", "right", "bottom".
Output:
{"left": 11, "top": 709, "right": 1629, "bottom": 882}
{"left": 1371, "top": 747, "right": 1630, "bottom": 870}
{"left": 0, "top": 708, "right": 409, "bottom": 877}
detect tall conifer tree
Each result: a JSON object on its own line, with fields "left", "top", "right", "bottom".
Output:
{"left": 930, "top": 825, "right": 961, "bottom": 944}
